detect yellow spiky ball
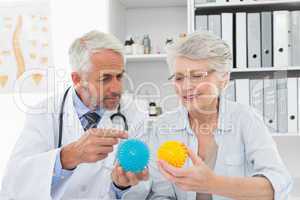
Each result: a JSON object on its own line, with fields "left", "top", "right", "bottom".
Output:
{"left": 157, "top": 141, "right": 188, "bottom": 168}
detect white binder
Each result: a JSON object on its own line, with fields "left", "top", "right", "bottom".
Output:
{"left": 235, "top": 79, "right": 250, "bottom": 106}
{"left": 273, "top": 11, "right": 291, "bottom": 67}
{"left": 287, "top": 78, "right": 298, "bottom": 133}
{"left": 250, "top": 79, "right": 264, "bottom": 118}
{"left": 277, "top": 78, "right": 288, "bottom": 133}
{"left": 224, "top": 81, "right": 236, "bottom": 101}
{"left": 208, "top": 15, "right": 221, "bottom": 37}
{"left": 299, "top": 78, "right": 300, "bottom": 133}
{"left": 221, "top": 13, "right": 233, "bottom": 68}
{"left": 261, "top": 12, "right": 273, "bottom": 68}
{"left": 291, "top": 11, "right": 300, "bottom": 67}
{"left": 263, "top": 78, "right": 278, "bottom": 133}
{"left": 247, "top": 13, "right": 261, "bottom": 68}
{"left": 195, "top": 15, "right": 208, "bottom": 31}
{"left": 236, "top": 12, "right": 247, "bottom": 69}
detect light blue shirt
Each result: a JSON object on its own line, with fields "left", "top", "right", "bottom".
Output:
{"left": 122, "top": 97, "right": 293, "bottom": 200}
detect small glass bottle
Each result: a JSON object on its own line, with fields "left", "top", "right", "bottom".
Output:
{"left": 143, "top": 34, "right": 151, "bottom": 54}
{"left": 149, "top": 102, "right": 157, "bottom": 117}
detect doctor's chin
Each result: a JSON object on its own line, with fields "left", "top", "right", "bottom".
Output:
{"left": 0, "top": 0, "right": 299, "bottom": 200}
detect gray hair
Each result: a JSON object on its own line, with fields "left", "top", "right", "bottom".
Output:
{"left": 69, "top": 30, "right": 124, "bottom": 72}
{"left": 166, "top": 31, "right": 232, "bottom": 74}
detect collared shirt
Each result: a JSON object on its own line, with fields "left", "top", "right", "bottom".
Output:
{"left": 123, "top": 97, "right": 293, "bottom": 200}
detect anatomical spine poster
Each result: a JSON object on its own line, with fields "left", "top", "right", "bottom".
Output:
{"left": 0, "top": 1, "right": 52, "bottom": 93}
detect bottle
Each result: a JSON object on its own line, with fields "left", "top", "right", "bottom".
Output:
{"left": 124, "top": 40, "right": 132, "bottom": 55}
{"left": 149, "top": 102, "right": 157, "bottom": 117}
{"left": 143, "top": 34, "right": 151, "bottom": 54}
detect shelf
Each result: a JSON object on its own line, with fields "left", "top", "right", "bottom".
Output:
{"left": 195, "top": 0, "right": 300, "bottom": 14}
{"left": 125, "top": 54, "right": 167, "bottom": 62}
{"left": 272, "top": 134, "right": 300, "bottom": 137}
{"left": 231, "top": 66, "right": 300, "bottom": 73}
{"left": 230, "top": 66, "right": 300, "bottom": 79}
{"left": 119, "top": 0, "right": 186, "bottom": 8}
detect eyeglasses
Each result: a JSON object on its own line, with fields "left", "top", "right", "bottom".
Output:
{"left": 168, "top": 70, "right": 215, "bottom": 83}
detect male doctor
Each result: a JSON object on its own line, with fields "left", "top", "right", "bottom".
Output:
{"left": 1, "top": 30, "right": 149, "bottom": 199}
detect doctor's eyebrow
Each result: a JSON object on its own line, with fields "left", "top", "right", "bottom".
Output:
{"left": 98, "top": 70, "right": 125, "bottom": 80}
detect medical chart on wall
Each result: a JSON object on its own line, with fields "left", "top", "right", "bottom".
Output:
{"left": 0, "top": 1, "right": 52, "bottom": 93}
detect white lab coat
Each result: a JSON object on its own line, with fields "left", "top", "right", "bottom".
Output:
{"left": 1, "top": 87, "right": 148, "bottom": 200}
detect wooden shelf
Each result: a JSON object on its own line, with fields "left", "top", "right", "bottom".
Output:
{"left": 125, "top": 54, "right": 167, "bottom": 62}
{"left": 119, "top": 0, "right": 186, "bottom": 8}
{"left": 195, "top": 0, "right": 300, "bottom": 14}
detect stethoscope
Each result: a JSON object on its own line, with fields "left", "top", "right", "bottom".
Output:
{"left": 58, "top": 86, "right": 128, "bottom": 148}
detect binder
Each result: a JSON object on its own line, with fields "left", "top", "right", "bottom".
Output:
{"left": 236, "top": 12, "right": 247, "bottom": 69}
{"left": 221, "top": 13, "right": 233, "bottom": 68}
{"left": 291, "top": 11, "right": 300, "bottom": 67}
{"left": 273, "top": 11, "right": 291, "bottom": 67}
{"left": 287, "top": 78, "right": 298, "bottom": 133}
{"left": 299, "top": 78, "right": 300, "bottom": 133}
{"left": 261, "top": 12, "right": 273, "bottom": 68}
{"left": 224, "top": 81, "right": 236, "bottom": 101}
{"left": 277, "top": 78, "right": 288, "bottom": 133}
{"left": 263, "top": 78, "right": 278, "bottom": 133}
{"left": 208, "top": 15, "right": 221, "bottom": 37}
{"left": 235, "top": 79, "right": 249, "bottom": 106}
{"left": 250, "top": 79, "right": 264, "bottom": 118}
{"left": 247, "top": 13, "right": 261, "bottom": 68}
{"left": 195, "top": 15, "right": 208, "bottom": 31}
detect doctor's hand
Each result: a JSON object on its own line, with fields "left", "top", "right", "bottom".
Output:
{"left": 61, "top": 128, "right": 128, "bottom": 170}
{"left": 157, "top": 147, "right": 217, "bottom": 194}
{"left": 111, "top": 162, "right": 149, "bottom": 189}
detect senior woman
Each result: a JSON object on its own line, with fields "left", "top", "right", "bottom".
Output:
{"left": 116, "top": 32, "right": 292, "bottom": 200}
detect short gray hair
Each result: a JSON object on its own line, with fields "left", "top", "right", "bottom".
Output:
{"left": 166, "top": 31, "right": 232, "bottom": 74}
{"left": 69, "top": 30, "right": 124, "bottom": 72}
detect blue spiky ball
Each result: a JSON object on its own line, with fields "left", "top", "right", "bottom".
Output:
{"left": 116, "top": 139, "right": 150, "bottom": 173}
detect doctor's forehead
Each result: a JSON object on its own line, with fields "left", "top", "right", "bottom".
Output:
{"left": 90, "top": 50, "right": 124, "bottom": 70}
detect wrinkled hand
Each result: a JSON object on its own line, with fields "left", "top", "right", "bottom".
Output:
{"left": 61, "top": 128, "right": 128, "bottom": 170}
{"left": 157, "top": 147, "right": 216, "bottom": 193}
{"left": 112, "top": 162, "right": 149, "bottom": 188}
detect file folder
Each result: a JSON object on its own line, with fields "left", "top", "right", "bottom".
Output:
{"left": 287, "top": 78, "right": 298, "bottom": 133}
{"left": 224, "top": 81, "right": 236, "bottom": 101}
{"left": 221, "top": 13, "right": 233, "bottom": 68}
{"left": 247, "top": 13, "right": 261, "bottom": 68}
{"left": 261, "top": 12, "right": 273, "bottom": 68}
{"left": 235, "top": 79, "right": 250, "bottom": 106}
{"left": 236, "top": 12, "right": 247, "bottom": 69}
{"left": 273, "top": 11, "right": 291, "bottom": 67}
{"left": 291, "top": 11, "right": 300, "bottom": 67}
{"left": 277, "top": 78, "right": 288, "bottom": 133}
{"left": 208, "top": 15, "right": 221, "bottom": 37}
{"left": 263, "top": 78, "right": 278, "bottom": 133}
{"left": 250, "top": 79, "right": 264, "bottom": 118}
{"left": 195, "top": 15, "right": 208, "bottom": 31}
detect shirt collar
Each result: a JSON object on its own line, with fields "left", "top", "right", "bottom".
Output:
{"left": 181, "top": 95, "right": 233, "bottom": 136}
{"left": 72, "top": 88, "right": 105, "bottom": 119}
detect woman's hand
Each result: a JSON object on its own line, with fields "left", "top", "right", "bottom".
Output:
{"left": 157, "top": 147, "right": 217, "bottom": 194}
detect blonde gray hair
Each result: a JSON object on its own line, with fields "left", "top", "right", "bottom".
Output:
{"left": 69, "top": 30, "right": 124, "bottom": 72}
{"left": 166, "top": 31, "right": 232, "bottom": 74}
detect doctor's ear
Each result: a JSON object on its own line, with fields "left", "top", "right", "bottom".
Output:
{"left": 71, "top": 72, "right": 88, "bottom": 88}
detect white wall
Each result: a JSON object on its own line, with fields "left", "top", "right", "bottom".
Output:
{"left": 0, "top": 0, "right": 108, "bottom": 186}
